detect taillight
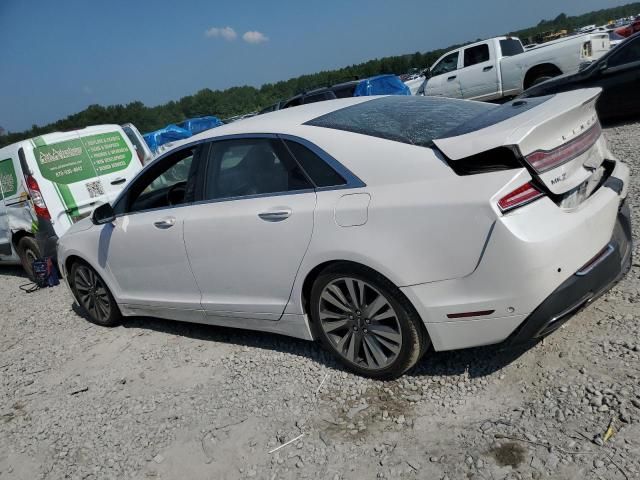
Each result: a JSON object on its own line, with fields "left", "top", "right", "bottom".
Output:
{"left": 525, "top": 122, "right": 602, "bottom": 173}
{"left": 25, "top": 175, "right": 51, "bottom": 220}
{"left": 498, "top": 182, "right": 544, "bottom": 213}
{"left": 581, "top": 41, "right": 593, "bottom": 58}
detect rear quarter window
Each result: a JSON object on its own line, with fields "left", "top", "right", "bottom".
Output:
{"left": 499, "top": 39, "right": 524, "bottom": 57}
{"left": 284, "top": 140, "right": 346, "bottom": 187}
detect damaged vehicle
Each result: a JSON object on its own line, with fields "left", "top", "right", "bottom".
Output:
{"left": 0, "top": 125, "right": 143, "bottom": 278}
{"left": 58, "top": 92, "right": 631, "bottom": 379}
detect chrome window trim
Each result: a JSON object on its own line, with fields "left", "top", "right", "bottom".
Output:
{"left": 276, "top": 134, "right": 366, "bottom": 190}
{"left": 113, "top": 133, "right": 366, "bottom": 218}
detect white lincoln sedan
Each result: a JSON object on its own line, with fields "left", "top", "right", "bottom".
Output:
{"left": 58, "top": 91, "right": 632, "bottom": 379}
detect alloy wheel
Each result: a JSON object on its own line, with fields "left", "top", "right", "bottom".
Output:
{"left": 73, "top": 265, "right": 112, "bottom": 323}
{"left": 318, "top": 277, "right": 403, "bottom": 371}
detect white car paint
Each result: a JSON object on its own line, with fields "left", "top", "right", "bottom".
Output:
{"left": 58, "top": 93, "right": 629, "bottom": 355}
{"left": 423, "top": 34, "right": 611, "bottom": 101}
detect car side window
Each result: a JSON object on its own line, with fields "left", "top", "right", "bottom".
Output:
{"left": 608, "top": 38, "right": 640, "bottom": 68}
{"left": 203, "top": 138, "right": 312, "bottom": 200}
{"left": 119, "top": 146, "right": 199, "bottom": 214}
{"left": 431, "top": 52, "right": 459, "bottom": 77}
{"left": 463, "top": 44, "right": 490, "bottom": 67}
{"left": 284, "top": 140, "right": 346, "bottom": 187}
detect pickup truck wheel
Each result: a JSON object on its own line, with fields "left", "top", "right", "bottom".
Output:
{"left": 530, "top": 75, "right": 553, "bottom": 87}
{"left": 17, "top": 236, "right": 41, "bottom": 281}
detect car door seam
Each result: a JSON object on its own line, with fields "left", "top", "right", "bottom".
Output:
{"left": 281, "top": 191, "right": 318, "bottom": 319}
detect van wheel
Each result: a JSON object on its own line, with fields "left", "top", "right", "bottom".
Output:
{"left": 309, "top": 264, "right": 428, "bottom": 380}
{"left": 70, "top": 261, "right": 121, "bottom": 327}
{"left": 17, "top": 236, "right": 41, "bottom": 280}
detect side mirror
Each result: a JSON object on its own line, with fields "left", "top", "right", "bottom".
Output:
{"left": 423, "top": 69, "right": 432, "bottom": 80}
{"left": 92, "top": 203, "right": 115, "bottom": 225}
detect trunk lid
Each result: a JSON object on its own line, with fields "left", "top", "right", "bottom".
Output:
{"left": 433, "top": 88, "right": 606, "bottom": 195}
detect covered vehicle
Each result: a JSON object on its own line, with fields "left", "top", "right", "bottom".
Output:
{"left": 279, "top": 75, "right": 409, "bottom": 110}
{"left": 143, "top": 125, "right": 192, "bottom": 155}
{"left": 59, "top": 92, "right": 630, "bottom": 379}
{"left": 177, "top": 116, "right": 223, "bottom": 135}
{"left": 353, "top": 74, "right": 411, "bottom": 96}
{"left": 521, "top": 32, "right": 640, "bottom": 122}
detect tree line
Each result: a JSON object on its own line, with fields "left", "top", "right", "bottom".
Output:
{"left": 1, "top": 1, "right": 639, "bottom": 148}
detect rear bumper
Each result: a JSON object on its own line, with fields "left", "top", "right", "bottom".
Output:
{"left": 401, "top": 160, "right": 630, "bottom": 352}
{"left": 509, "top": 200, "right": 632, "bottom": 344}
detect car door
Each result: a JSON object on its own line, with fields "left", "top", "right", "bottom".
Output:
{"left": 103, "top": 144, "right": 204, "bottom": 312}
{"left": 595, "top": 35, "right": 640, "bottom": 118}
{"left": 0, "top": 157, "right": 12, "bottom": 256}
{"left": 183, "top": 136, "right": 316, "bottom": 321}
{"left": 426, "top": 51, "right": 462, "bottom": 98}
{"left": 457, "top": 43, "right": 500, "bottom": 100}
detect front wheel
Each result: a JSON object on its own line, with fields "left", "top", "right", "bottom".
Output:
{"left": 70, "top": 262, "right": 121, "bottom": 327}
{"left": 310, "top": 265, "right": 428, "bottom": 379}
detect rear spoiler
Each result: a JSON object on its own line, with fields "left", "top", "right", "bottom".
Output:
{"left": 432, "top": 88, "right": 602, "bottom": 160}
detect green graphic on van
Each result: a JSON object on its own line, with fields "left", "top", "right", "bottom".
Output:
{"left": 0, "top": 158, "right": 18, "bottom": 200}
{"left": 34, "top": 132, "right": 132, "bottom": 185}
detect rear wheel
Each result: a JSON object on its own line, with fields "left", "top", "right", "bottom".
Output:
{"left": 17, "top": 236, "right": 41, "bottom": 281}
{"left": 310, "top": 265, "right": 428, "bottom": 379}
{"left": 70, "top": 262, "right": 121, "bottom": 327}
{"left": 530, "top": 75, "right": 553, "bottom": 87}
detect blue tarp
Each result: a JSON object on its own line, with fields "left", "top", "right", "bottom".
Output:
{"left": 143, "top": 124, "right": 192, "bottom": 153}
{"left": 177, "top": 116, "right": 223, "bottom": 135}
{"left": 354, "top": 74, "right": 411, "bottom": 97}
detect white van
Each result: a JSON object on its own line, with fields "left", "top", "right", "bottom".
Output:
{"left": 0, "top": 124, "right": 143, "bottom": 278}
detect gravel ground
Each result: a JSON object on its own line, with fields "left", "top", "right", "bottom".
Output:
{"left": 1, "top": 121, "right": 640, "bottom": 480}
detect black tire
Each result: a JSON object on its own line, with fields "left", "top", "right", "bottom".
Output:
{"left": 309, "top": 264, "right": 429, "bottom": 380}
{"left": 17, "top": 236, "right": 41, "bottom": 281}
{"left": 70, "top": 261, "right": 121, "bottom": 327}
{"left": 529, "top": 75, "right": 553, "bottom": 87}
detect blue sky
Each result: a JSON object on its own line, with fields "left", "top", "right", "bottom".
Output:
{"left": 0, "top": 0, "right": 632, "bottom": 132}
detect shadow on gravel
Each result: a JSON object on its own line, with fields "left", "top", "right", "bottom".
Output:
{"left": 0, "top": 266, "right": 27, "bottom": 278}
{"left": 408, "top": 342, "right": 534, "bottom": 379}
{"left": 602, "top": 117, "right": 640, "bottom": 128}
{"left": 118, "top": 315, "right": 535, "bottom": 380}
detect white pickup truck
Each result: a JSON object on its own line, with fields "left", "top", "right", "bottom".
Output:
{"left": 420, "top": 34, "right": 610, "bottom": 101}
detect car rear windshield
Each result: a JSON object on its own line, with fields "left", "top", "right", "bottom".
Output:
{"left": 305, "top": 95, "right": 554, "bottom": 147}
{"left": 305, "top": 96, "right": 496, "bottom": 147}
{"left": 499, "top": 39, "right": 524, "bottom": 56}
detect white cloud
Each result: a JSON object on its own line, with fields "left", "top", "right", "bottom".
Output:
{"left": 204, "top": 26, "right": 237, "bottom": 41}
{"left": 242, "top": 30, "right": 269, "bottom": 44}
{"left": 82, "top": 86, "right": 93, "bottom": 95}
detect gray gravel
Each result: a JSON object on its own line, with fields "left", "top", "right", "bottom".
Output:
{"left": 1, "top": 121, "right": 640, "bottom": 480}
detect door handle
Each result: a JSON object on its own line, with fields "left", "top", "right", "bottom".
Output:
{"left": 483, "top": 66, "right": 494, "bottom": 72}
{"left": 258, "top": 209, "right": 292, "bottom": 222}
{"left": 153, "top": 217, "right": 176, "bottom": 229}
{"left": 447, "top": 75, "right": 457, "bottom": 81}
{"left": 110, "top": 177, "right": 126, "bottom": 185}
